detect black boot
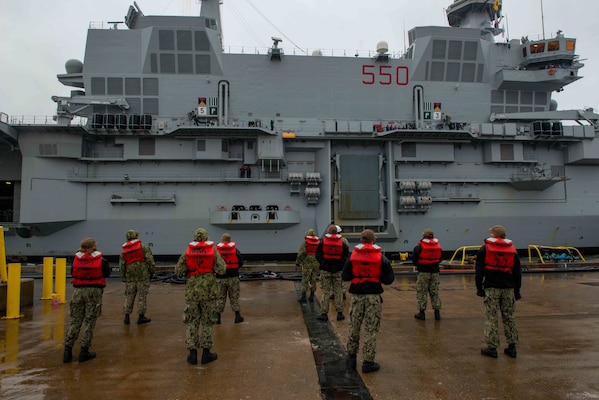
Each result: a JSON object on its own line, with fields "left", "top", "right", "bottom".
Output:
{"left": 123, "top": 314, "right": 130, "bottom": 325}
{"left": 78, "top": 347, "right": 96, "bottom": 362}
{"left": 361, "top": 361, "right": 380, "bottom": 373}
{"left": 317, "top": 313, "right": 328, "bottom": 321}
{"left": 434, "top": 310, "right": 441, "bottom": 321}
{"left": 346, "top": 353, "right": 357, "bottom": 370}
{"left": 235, "top": 311, "right": 244, "bottom": 323}
{"left": 481, "top": 347, "right": 498, "bottom": 358}
{"left": 504, "top": 343, "right": 517, "bottom": 358}
{"left": 216, "top": 313, "right": 221, "bottom": 325}
{"left": 137, "top": 314, "right": 151, "bottom": 324}
{"left": 414, "top": 310, "right": 426, "bottom": 320}
{"left": 187, "top": 349, "right": 198, "bottom": 365}
{"left": 298, "top": 292, "right": 307, "bottom": 303}
{"left": 201, "top": 348, "right": 218, "bottom": 364}
{"left": 63, "top": 345, "right": 73, "bottom": 363}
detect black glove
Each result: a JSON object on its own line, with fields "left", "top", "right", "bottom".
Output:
{"left": 476, "top": 288, "right": 485, "bottom": 297}
{"left": 514, "top": 289, "right": 521, "bottom": 301}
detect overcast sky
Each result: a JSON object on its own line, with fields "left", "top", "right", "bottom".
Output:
{"left": 0, "top": 0, "right": 597, "bottom": 118}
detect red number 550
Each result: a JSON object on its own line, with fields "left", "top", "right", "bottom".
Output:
{"left": 362, "top": 65, "right": 409, "bottom": 85}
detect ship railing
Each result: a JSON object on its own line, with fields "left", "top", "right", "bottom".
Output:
{"left": 446, "top": 245, "right": 482, "bottom": 266}
{"left": 66, "top": 168, "right": 280, "bottom": 182}
{"left": 224, "top": 45, "right": 404, "bottom": 59}
{"left": 6, "top": 115, "right": 87, "bottom": 126}
{"left": 527, "top": 245, "right": 585, "bottom": 264}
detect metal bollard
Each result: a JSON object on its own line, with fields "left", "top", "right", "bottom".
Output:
{"left": 3, "top": 263, "right": 24, "bottom": 319}
{"left": 55, "top": 258, "right": 67, "bottom": 304}
{"left": 0, "top": 226, "right": 7, "bottom": 283}
{"left": 41, "top": 257, "right": 54, "bottom": 300}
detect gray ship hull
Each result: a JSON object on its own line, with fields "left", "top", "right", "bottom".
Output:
{"left": 1, "top": 0, "right": 599, "bottom": 257}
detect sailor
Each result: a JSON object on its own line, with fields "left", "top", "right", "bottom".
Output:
{"left": 295, "top": 228, "right": 320, "bottom": 303}
{"left": 215, "top": 233, "right": 245, "bottom": 324}
{"left": 413, "top": 228, "right": 443, "bottom": 321}
{"left": 342, "top": 229, "right": 394, "bottom": 373}
{"left": 63, "top": 238, "right": 111, "bottom": 363}
{"left": 476, "top": 225, "right": 522, "bottom": 358}
{"left": 315, "top": 224, "right": 350, "bottom": 322}
{"left": 175, "top": 228, "right": 226, "bottom": 365}
{"left": 119, "top": 229, "right": 155, "bottom": 325}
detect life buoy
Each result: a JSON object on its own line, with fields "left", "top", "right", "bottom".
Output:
{"left": 219, "top": 205, "right": 227, "bottom": 211}
{"left": 284, "top": 205, "right": 291, "bottom": 211}
{"left": 548, "top": 69, "right": 555, "bottom": 75}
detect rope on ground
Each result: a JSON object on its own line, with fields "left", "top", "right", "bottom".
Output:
{"left": 151, "top": 270, "right": 302, "bottom": 283}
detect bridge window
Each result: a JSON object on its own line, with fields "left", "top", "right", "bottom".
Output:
{"left": 547, "top": 41, "right": 559, "bottom": 51}
{"left": 530, "top": 42, "right": 545, "bottom": 54}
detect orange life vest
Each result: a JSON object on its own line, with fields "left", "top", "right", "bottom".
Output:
{"left": 484, "top": 237, "right": 517, "bottom": 274}
{"left": 71, "top": 251, "right": 106, "bottom": 286}
{"left": 216, "top": 241, "right": 239, "bottom": 270}
{"left": 418, "top": 238, "right": 442, "bottom": 265}
{"left": 350, "top": 243, "right": 383, "bottom": 285}
{"left": 185, "top": 241, "right": 215, "bottom": 277}
{"left": 305, "top": 235, "right": 319, "bottom": 255}
{"left": 122, "top": 239, "right": 145, "bottom": 265}
{"left": 322, "top": 234, "right": 343, "bottom": 261}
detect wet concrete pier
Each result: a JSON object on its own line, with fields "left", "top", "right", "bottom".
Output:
{"left": 1, "top": 269, "right": 598, "bottom": 399}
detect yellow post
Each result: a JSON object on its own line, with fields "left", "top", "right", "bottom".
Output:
{"left": 0, "top": 226, "right": 7, "bottom": 283}
{"left": 41, "top": 257, "right": 54, "bottom": 300}
{"left": 55, "top": 258, "right": 67, "bottom": 304}
{"left": 3, "top": 263, "right": 24, "bottom": 319}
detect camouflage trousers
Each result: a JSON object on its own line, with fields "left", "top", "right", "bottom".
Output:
{"left": 123, "top": 280, "right": 151, "bottom": 315}
{"left": 217, "top": 276, "right": 241, "bottom": 313}
{"left": 64, "top": 287, "right": 103, "bottom": 349}
{"left": 416, "top": 272, "right": 441, "bottom": 311}
{"left": 483, "top": 287, "right": 519, "bottom": 349}
{"left": 319, "top": 270, "right": 344, "bottom": 313}
{"left": 346, "top": 294, "right": 382, "bottom": 362}
{"left": 183, "top": 299, "right": 219, "bottom": 350}
{"left": 300, "top": 267, "right": 319, "bottom": 296}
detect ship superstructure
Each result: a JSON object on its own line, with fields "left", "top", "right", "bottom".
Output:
{"left": 1, "top": 0, "right": 598, "bottom": 257}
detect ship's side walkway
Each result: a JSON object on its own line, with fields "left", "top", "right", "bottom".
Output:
{"left": 1, "top": 270, "right": 599, "bottom": 400}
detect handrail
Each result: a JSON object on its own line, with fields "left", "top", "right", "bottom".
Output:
{"left": 447, "top": 245, "right": 481, "bottom": 265}
{"left": 527, "top": 245, "right": 585, "bottom": 263}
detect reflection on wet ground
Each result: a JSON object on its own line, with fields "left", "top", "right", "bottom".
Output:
{"left": 1, "top": 271, "right": 598, "bottom": 399}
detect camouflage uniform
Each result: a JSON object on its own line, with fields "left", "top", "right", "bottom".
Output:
{"left": 295, "top": 229, "right": 320, "bottom": 298}
{"left": 216, "top": 235, "right": 244, "bottom": 319}
{"left": 475, "top": 226, "right": 522, "bottom": 355}
{"left": 119, "top": 230, "right": 156, "bottom": 317}
{"left": 342, "top": 229, "right": 395, "bottom": 371}
{"left": 175, "top": 229, "right": 226, "bottom": 352}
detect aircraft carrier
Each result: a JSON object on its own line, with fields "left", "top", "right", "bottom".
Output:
{"left": 1, "top": 0, "right": 598, "bottom": 258}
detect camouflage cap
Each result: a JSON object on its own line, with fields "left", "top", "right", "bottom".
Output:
{"left": 126, "top": 229, "right": 139, "bottom": 240}
{"left": 194, "top": 228, "right": 209, "bottom": 241}
{"left": 305, "top": 228, "right": 315, "bottom": 236}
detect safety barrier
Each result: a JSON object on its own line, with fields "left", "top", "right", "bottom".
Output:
{"left": 446, "top": 245, "right": 482, "bottom": 265}
{"left": 527, "top": 245, "right": 585, "bottom": 264}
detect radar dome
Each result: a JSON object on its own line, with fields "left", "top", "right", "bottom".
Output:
{"left": 376, "top": 41, "right": 389, "bottom": 54}
{"left": 311, "top": 49, "right": 323, "bottom": 56}
{"left": 65, "top": 59, "right": 83, "bottom": 74}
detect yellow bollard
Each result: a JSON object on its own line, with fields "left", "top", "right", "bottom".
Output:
{"left": 0, "top": 225, "right": 7, "bottom": 283}
{"left": 41, "top": 257, "right": 54, "bottom": 300}
{"left": 3, "top": 263, "right": 24, "bottom": 319}
{"left": 55, "top": 258, "right": 67, "bottom": 304}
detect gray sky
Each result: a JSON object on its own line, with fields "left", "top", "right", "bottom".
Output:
{"left": 0, "top": 0, "right": 597, "bottom": 117}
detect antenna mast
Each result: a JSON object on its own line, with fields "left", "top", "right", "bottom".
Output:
{"left": 540, "top": 0, "right": 545, "bottom": 39}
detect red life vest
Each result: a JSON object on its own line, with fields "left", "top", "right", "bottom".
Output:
{"left": 71, "top": 251, "right": 106, "bottom": 286}
{"left": 122, "top": 239, "right": 145, "bottom": 265}
{"left": 322, "top": 234, "right": 343, "bottom": 260}
{"left": 484, "top": 237, "right": 517, "bottom": 274}
{"left": 350, "top": 243, "right": 383, "bottom": 285}
{"left": 305, "top": 235, "right": 319, "bottom": 255}
{"left": 185, "top": 241, "right": 215, "bottom": 277}
{"left": 418, "top": 238, "right": 442, "bottom": 265}
{"left": 216, "top": 241, "right": 239, "bottom": 270}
